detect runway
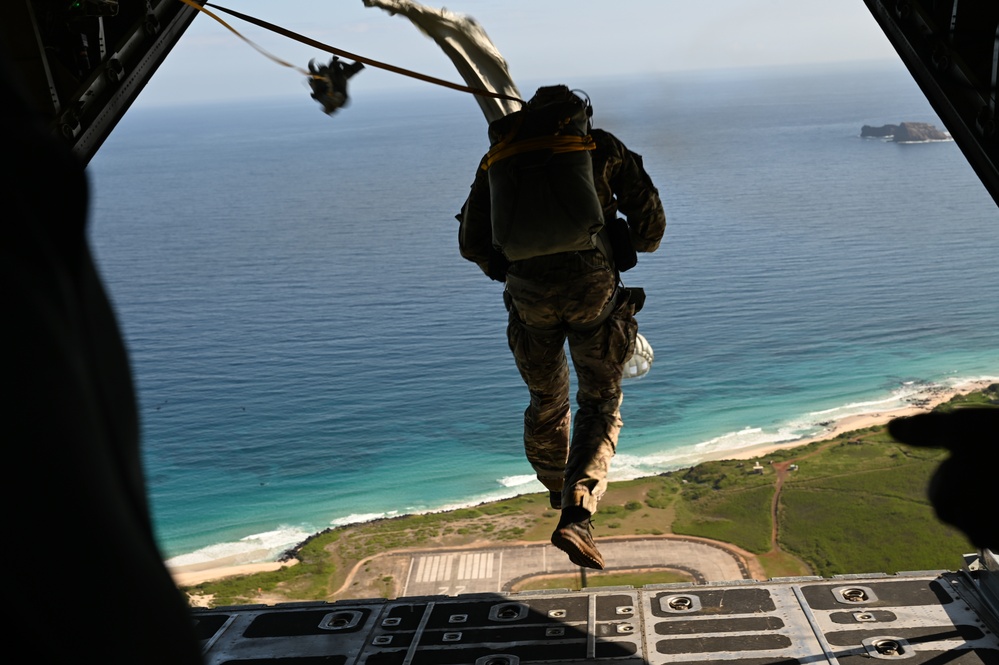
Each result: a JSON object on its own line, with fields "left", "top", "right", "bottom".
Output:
{"left": 400, "top": 536, "right": 751, "bottom": 597}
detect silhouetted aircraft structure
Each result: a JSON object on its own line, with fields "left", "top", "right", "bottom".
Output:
{"left": 2, "top": 1, "right": 996, "bottom": 663}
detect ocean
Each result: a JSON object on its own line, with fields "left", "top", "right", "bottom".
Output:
{"left": 87, "top": 61, "right": 999, "bottom": 569}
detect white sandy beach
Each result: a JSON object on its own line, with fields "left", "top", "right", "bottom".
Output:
{"left": 718, "top": 378, "right": 993, "bottom": 462}
{"left": 168, "top": 378, "right": 993, "bottom": 588}
{"left": 172, "top": 559, "right": 297, "bottom": 587}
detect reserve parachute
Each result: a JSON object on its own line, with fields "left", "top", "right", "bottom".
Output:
{"left": 623, "top": 333, "right": 654, "bottom": 379}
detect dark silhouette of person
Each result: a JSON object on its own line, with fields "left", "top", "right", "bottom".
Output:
{"left": 2, "top": 53, "right": 202, "bottom": 663}
{"left": 888, "top": 402, "right": 999, "bottom": 551}
{"left": 459, "top": 85, "right": 666, "bottom": 569}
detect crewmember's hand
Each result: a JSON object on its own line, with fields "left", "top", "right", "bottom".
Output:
{"left": 888, "top": 407, "right": 999, "bottom": 550}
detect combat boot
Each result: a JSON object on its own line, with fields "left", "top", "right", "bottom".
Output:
{"left": 551, "top": 507, "right": 604, "bottom": 569}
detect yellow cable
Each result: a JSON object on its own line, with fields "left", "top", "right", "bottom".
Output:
{"left": 177, "top": 0, "right": 313, "bottom": 77}
{"left": 176, "top": 0, "right": 523, "bottom": 104}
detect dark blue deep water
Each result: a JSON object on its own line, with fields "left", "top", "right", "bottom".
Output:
{"left": 88, "top": 61, "right": 998, "bottom": 567}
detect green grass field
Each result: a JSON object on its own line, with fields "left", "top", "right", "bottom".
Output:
{"left": 184, "top": 386, "right": 994, "bottom": 607}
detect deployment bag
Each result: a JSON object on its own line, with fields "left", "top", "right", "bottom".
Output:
{"left": 483, "top": 87, "right": 605, "bottom": 262}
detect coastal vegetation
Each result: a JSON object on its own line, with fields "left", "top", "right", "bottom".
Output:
{"left": 183, "top": 387, "right": 994, "bottom": 607}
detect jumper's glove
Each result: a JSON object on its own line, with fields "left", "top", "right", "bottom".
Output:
{"left": 607, "top": 217, "right": 638, "bottom": 272}
{"left": 486, "top": 248, "right": 510, "bottom": 282}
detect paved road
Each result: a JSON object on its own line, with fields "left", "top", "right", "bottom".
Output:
{"left": 399, "top": 537, "right": 749, "bottom": 597}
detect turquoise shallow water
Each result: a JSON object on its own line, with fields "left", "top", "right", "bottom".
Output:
{"left": 88, "top": 61, "right": 998, "bottom": 567}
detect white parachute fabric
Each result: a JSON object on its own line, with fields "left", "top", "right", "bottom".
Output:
{"left": 623, "top": 333, "right": 654, "bottom": 380}
{"left": 362, "top": 0, "right": 522, "bottom": 123}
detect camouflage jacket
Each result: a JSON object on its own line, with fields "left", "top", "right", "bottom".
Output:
{"left": 458, "top": 128, "right": 666, "bottom": 280}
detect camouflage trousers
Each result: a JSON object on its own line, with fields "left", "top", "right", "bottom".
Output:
{"left": 504, "top": 249, "right": 638, "bottom": 516}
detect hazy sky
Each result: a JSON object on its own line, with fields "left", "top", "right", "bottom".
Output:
{"left": 139, "top": 0, "right": 900, "bottom": 107}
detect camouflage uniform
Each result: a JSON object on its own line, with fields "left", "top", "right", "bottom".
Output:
{"left": 460, "top": 127, "right": 666, "bottom": 516}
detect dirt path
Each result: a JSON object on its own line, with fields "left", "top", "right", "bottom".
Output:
{"left": 769, "top": 462, "right": 788, "bottom": 552}
{"left": 768, "top": 439, "right": 839, "bottom": 554}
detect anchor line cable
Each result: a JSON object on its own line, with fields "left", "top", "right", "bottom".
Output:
{"left": 177, "top": 0, "right": 524, "bottom": 104}
{"left": 177, "top": 0, "right": 311, "bottom": 76}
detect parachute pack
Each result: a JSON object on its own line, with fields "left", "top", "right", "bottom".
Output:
{"left": 482, "top": 86, "right": 605, "bottom": 262}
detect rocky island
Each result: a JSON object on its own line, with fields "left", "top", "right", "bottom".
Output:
{"left": 861, "top": 121, "right": 950, "bottom": 141}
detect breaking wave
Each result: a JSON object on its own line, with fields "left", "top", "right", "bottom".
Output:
{"left": 165, "top": 525, "right": 314, "bottom": 570}
{"left": 498, "top": 474, "right": 537, "bottom": 488}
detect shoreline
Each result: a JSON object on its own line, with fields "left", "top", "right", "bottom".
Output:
{"left": 711, "top": 378, "right": 992, "bottom": 463}
{"left": 168, "top": 378, "right": 993, "bottom": 587}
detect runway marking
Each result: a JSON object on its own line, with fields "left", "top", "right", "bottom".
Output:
{"left": 412, "top": 552, "right": 497, "bottom": 585}
{"left": 457, "top": 552, "right": 494, "bottom": 580}
{"left": 415, "top": 554, "right": 454, "bottom": 583}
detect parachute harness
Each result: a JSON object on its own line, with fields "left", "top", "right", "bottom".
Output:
{"left": 176, "top": 0, "right": 523, "bottom": 115}
{"left": 482, "top": 134, "right": 596, "bottom": 170}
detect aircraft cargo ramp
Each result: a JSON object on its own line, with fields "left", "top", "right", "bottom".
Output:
{"left": 192, "top": 549, "right": 999, "bottom": 664}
